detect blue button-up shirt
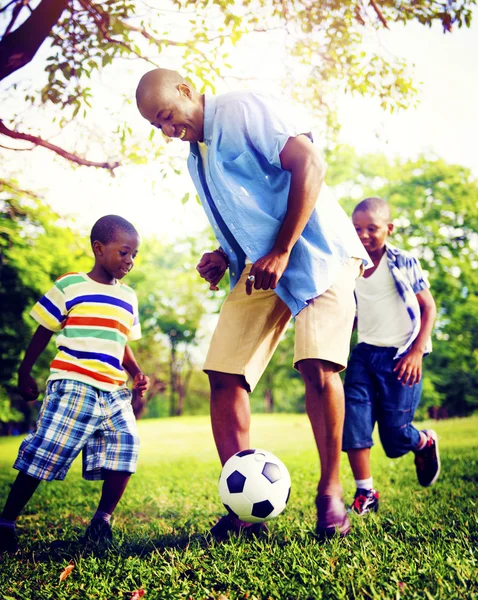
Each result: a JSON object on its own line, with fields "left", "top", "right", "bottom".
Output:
{"left": 187, "top": 91, "right": 369, "bottom": 317}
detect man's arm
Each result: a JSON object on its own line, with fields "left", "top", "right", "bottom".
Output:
{"left": 394, "top": 288, "right": 437, "bottom": 386}
{"left": 246, "top": 134, "right": 326, "bottom": 294}
{"left": 18, "top": 325, "right": 54, "bottom": 401}
{"left": 123, "top": 344, "right": 149, "bottom": 397}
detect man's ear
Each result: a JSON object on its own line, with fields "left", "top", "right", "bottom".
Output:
{"left": 178, "top": 83, "right": 192, "bottom": 99}
{"left": 388, "top": 223, "right": 394, "bottom": 235}
{"left": 92, "top": 240, "right": 104, "bottom": 256}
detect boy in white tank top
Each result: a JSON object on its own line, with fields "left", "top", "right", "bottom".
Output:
{"left": 342, "top": 198, "right": 440, "bottom": 515}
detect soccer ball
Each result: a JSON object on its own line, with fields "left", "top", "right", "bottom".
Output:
{"left": 218, "top": 448, "right": 291, "bottom": 523}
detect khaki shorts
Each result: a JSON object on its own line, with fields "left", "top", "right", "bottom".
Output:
{"left": 204, "top": 258, "right": 362, "bottom": 392}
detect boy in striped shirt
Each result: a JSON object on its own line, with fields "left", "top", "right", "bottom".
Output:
{"left": 0, "top": 215, "right": 149, "bottom": 552}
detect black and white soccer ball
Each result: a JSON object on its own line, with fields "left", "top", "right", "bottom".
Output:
{"left": 218, "top": 448, "right": 291, "bottom": 523}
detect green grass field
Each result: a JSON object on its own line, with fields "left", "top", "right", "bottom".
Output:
{"left": 0, "top": 414, "right": 477, "bottom": 600}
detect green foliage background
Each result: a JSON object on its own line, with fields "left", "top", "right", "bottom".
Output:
{"left": 1, "top": 149, "right": 477, "bottom": 429}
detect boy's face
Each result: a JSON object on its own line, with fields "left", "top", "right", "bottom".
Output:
{"left": 352, "top": 209, "right": 393, "bottom": 254}
{"left": 94, "top": 231, "right": 140, "bottom": 280}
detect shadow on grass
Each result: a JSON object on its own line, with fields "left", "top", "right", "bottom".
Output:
{"left": 19, "top": 529, "right": 214, "bottom": 563}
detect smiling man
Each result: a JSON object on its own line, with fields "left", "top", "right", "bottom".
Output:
{"left": 136, "top": 68, "right": 370, "bottom": 541}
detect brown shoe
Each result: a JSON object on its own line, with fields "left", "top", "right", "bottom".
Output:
{"left": 209, "top": 514, "right": 269, "bottom": 543}
{"left": 315, "top": 495, "right": 351, "bottom": 539}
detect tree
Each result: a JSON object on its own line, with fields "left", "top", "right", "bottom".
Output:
{"left": 0, "top": 0, "right": 474, "bottom": 175}
{"left": 0, "top": 181, "right": 91, "bottom": 430}
{"left": 127, "top": 235, "right": 223, "bottom": 416}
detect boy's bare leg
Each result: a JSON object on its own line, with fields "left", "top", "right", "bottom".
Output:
{"left": 85, "top": 470, "right": 131, "bottom": 543}
{"left": 347, "top": 448, "right": 371, "bottom": 481}
{"left": 97, "top": 470, "right": 131, "bottom": 515}
{"left": 208, "top": 371, "right": 250, "bottom": 466}
{"left": 1, "top": 472, "right": 41, "bottom": 521}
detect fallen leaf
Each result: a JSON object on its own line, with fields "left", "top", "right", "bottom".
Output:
{"left": 59, "top": 564, "right": 74, "bottom": 582}
{"left": 130, "top": 590, "right": 145, "bottom": 600}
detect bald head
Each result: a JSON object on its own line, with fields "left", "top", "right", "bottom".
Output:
{"left": 136, "top": 69, "right": 188, "bottom": 115}
{"left": 353, "top": 197, "right": 391, "bottom": 222}
{"left": 136, "top": 68, "right": 204, "bottom": 143}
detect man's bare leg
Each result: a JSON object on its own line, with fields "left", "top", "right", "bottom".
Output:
{"left": 208, "top": 371, "right": 251, "bottom": 466}
{"left": 298, "top": 358, "right": 350, "bottom": 537}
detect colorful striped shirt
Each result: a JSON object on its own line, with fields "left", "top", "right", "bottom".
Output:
{"left": 30, "top": 272, "right": 141, "bottom": 392}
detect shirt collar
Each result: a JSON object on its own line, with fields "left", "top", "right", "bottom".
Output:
{"left": 385, "top": 242, "right": 400, "bottom": 262}
{"left": 203, "top": 93, "right": 216, "bottom": 144}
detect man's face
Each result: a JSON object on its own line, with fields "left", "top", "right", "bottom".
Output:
{"left": 137, "top": 84, "right": 204, "bottom": 143}
{"left": 352, "top": 209, "right": 393, "bottom": 255}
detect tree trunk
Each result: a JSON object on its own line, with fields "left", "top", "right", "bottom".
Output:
{"left": 169, "top": 343, "right": 177, "bottom": 417}
{"left": 264, "top": 388, "right": 274, "bottom": 413}
{"left": 0, "top": 0, "right": 69, "bottom": 81}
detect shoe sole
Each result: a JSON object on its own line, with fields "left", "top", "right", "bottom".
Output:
{"left": 422, "top": 429, "right": 441, "bottom": 487}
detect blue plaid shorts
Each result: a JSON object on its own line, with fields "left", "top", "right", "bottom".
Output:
{"left": 14, "top": 379, "right": 140, "bottom": 481}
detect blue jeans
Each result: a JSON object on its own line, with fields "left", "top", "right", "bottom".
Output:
{"left": 342, "top": 343, "right": 422, "bottom": 458}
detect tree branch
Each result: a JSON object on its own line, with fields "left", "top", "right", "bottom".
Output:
{"left": 75, "top": 0, "right": 158, "bottom": 66}
{"left": 369, "top": 0, "right": 389, "bottom": 29}
{"left": 0, "top": 120, "right": 120, "bottom": 174}
{"left": 0, "top": 178, "right": 40, "bottom": 199}
{"left": 0, "top": 0, "right": 68, "bottom": 81}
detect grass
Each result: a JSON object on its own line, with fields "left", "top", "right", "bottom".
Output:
{"left": 0, "top": 414, "right": 477, "bottom": 600}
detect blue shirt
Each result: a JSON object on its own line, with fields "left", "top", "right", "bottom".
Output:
{"left": 384, "top": 244, "right": 433, "bottom": 358}
{"left": 187, "top": 91, "right": 369, "bottom": 317}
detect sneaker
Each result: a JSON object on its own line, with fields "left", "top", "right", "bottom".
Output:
{"left": 84, "top": 519, "right": 113, "bottom": 545}
{"left": 415, "top": 429, "right": 441, "bottom": 487}
{"left": 349, "top": 488, "right": 379, "bottom": 515}
{"left": 0, "top": 525, "right": 18, "bottom": 553}
{"left": 315, "top": 495, "right": 351, "bottom": 539}
{"left": 209, "top": 514, "right": 269, "bottom": 543}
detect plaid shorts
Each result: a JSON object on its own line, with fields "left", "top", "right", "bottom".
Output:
{"left": 14, "top": 379, "right": 139, "bottom": 481}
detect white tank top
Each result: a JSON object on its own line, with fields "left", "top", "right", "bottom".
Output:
{"left": 355, "top": 254, "right": 412, "bottom": 348}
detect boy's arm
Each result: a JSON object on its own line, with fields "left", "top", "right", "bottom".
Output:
{"left": 18, "top": 325, "right": 54, "bottom": 401}
{"left": 123, "top": 344, "right": 150, "bottom": 398}
{"left": 394, "top": 288, "right": 437, "bottom": 387}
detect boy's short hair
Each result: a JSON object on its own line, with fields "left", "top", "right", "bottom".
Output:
{"left": 90, "top": 215, "right": 138, "bottom": 246}
{"left": 353, "top": 197, "right": 391, "bottom": 221}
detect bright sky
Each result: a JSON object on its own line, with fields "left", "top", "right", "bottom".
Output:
{"left": 3, "top": 11, "right": 477, "bottom": 242}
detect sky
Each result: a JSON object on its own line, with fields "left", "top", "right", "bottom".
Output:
{"left": 2, "top": 9, "right": 478, "bottom": 242}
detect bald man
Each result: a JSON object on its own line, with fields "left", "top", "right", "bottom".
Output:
{"left": 136, "top": 68, "right": 370, "bottom": 541}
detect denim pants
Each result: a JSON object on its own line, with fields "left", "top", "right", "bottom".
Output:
{"left": 342, "top": 343, "right": 422, "bottom": 458}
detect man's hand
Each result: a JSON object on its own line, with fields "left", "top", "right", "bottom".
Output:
{"left": 246, "top": 250, "right": 290, "bottom": 295}
{"left": 18, "top": 371, "right": 39, "bottom": 402}
{"left": 393, "top": 349, "right": 423, "bottom": 387}
{"left": 133, "top": 372, "right": 150, "bottom": 398}
{"left": 196, "top": 251, "right": 228, "bottom": 291}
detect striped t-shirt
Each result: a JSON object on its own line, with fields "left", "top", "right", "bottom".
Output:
{"left": 30, "top": 272, "right": 141, "bottom": 392}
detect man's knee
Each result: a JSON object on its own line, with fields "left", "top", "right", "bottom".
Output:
{"left": 207, "top": 371, "right": 249, "bottom": 394}
{"left": 297, "top": 359, "right": 341, "bottom": 393}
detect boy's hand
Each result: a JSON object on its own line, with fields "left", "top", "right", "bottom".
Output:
{"left": 196, "top": 251, "right": 227, "bottom": 291}
{"left": 18, "top": 372, "right": 39, "bottom": 401}
{"left": 133, "top": 372, "right": 150, "bottom": 398}
{"left": 393, "top": 350, "right": 423, "bottom": 387}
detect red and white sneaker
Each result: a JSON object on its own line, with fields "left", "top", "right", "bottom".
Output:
{"left": 349, "top": 488, "right": 379, "bottom": 516}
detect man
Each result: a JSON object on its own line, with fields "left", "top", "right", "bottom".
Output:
{"left": 136, "top": 68, "right": 369, "bottom": 540}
